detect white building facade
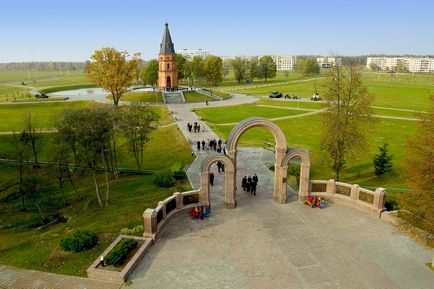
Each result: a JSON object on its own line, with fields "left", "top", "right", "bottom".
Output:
{"left": 317, "top": 57, "right": 342, "bottom": 69}
{"left": 367, "top": 57, "right": 434, "bottom": 73}
{"left": 176, "top": 49, "right": 209, "bottom": 59}
{"left": 262, "top": 55, "right": 297, "bottom": 70}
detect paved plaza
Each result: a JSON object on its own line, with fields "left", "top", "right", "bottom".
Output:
{"left": 126, "top": 149, "right": 434, "bottom": 289}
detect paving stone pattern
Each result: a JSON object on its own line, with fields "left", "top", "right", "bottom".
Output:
{"left": 0, "top": 265, "right": 120, "bottom": 289}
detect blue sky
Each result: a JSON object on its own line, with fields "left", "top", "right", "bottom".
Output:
{"left": 0, "top": 0, "right": 433, "bottom": 62}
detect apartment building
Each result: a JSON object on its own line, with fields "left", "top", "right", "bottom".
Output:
{"left": 263, "top": 55, "right": 297, "bottom": 70}
{"left": 176, "top": 49, "right": 209, "bottom": 59}
{"left": 367, "top": 57, "right": 434, "bottom": 73}
{"left": 317, "top": 57, "right": 342, "bottom": 69}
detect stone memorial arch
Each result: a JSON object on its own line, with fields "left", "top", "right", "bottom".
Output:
{"left": 199, "top": 117, "right": 310, "bottom": 208}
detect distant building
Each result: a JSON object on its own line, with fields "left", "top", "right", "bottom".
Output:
{"left": 317, "top": 57, "right": 342, "bottom": 69}
{"left": 260, "top": 55, "right": 297, "bottom": 70}
{"left": 367, "top": 57, "right": 434, "bottom": 73}
{"left": 176, "top": 49, "right": 209, "bottom": 59}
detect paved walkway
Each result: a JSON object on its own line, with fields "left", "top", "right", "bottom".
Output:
{"left": 0, "top": 265, "right": 120, "bottom": 289}
{"left": 125, "top": 146, "right": 434, "bottom": 289}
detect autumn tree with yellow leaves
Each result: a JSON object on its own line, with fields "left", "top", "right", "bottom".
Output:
{"left": 85, "top": 47, "right": 140, "bottom": 107}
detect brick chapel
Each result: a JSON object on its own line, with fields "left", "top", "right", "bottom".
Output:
{"left": 158, "top": 23, "right": 178, "bottom": 89}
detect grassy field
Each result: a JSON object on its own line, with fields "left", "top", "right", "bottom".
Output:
{"left": 195, "top": 104, "right": 307, "bottom": 124}
{"left": 0, "top": 113, "right": 193, "bottom": 276}
{"left": 202, "top": 89, "right": 231, "bottom": 99}
{"left": 197, "top": 104, "right": 420, "bottom": 189}
{"left": 0, "top": 85, "right": 32, "bottom": 102}
{"left": 117, "top": 91, "right": 163, "bottom": 103}
{"left": 183, "top": 91, "right": 214, "bottom": 102}
{"left": 0, "top": 70, "right": 77, "bottom": 83}
{"left": 257, "top": 99, "right": 324, "bottom": 110}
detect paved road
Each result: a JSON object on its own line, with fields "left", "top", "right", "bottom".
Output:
{"left": 0, "top": 265, "right": 120, "bottom": 289}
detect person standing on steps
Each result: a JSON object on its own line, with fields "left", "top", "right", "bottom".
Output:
{"left": 209, "top": 172, "right": 214, "bottom": 186}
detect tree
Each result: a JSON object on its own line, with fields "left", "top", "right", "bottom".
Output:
{"left": 258, "top": 56, "right": 277, "bottom": 82}
{"left": 231, "top": 57, "right": 248, "bottom": 84}
{"left": 373, "top": 143, "right": 393, "bottom": 176}
{"left": 176, "top": 54, "right": 186, "bottom": 81}
{"left": 321, "top": 65, "right": 374, "bottom": 180}
{"left": 295, "top": 58, "right": 305, "bottom": 74}
{"left": 369, "top": 62, "right": 379, "bottom": 71}
{"left": 399, "top": 98, "right": 434, "bottom": 233}
{"left": 303, "top": 58, "right": 320, "bottom": 75}
{"left": 119, "top": 105, "right": 159, "bottom": 170}
{"left": 135, "top": 59, "right": 145, "bottom": 85}
{"left": 9, "top": 132, "right": 31, "bottom": 210}
{"left": 85, "top": 47, "right": 139, "bottom": 107}
{"left": 191, "top": 56, "right": 205, "bottom": 83}
{"left": 21, "top": 112, "right": 44, "bottom": 165}
{"left": 248, "top": 58, "right": 259, "bottom": 82}
{"left": 203, "top": 55, "right": 223, "bottom": 86}
{"left": 140, "top": 59, "right": 159, "bottom": 87}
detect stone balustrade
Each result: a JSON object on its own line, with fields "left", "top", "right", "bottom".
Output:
{"left": 143, "top": 190, "right": 200, "bottom": 240}
{"left": 309, "top": 179, "right": 387, "bottom": 216}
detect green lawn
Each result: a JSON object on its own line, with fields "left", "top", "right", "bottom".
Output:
{"left": 183, "top": 91, "right": 214, "bottom": 102}
{"left": 0, "top": 70, "right": 75, "bottom": 83}
{"left": 0, "top": 85, "right": 32, "bottom": 102}
{"left": 0, "top": 117, "right": 193, "bottom": 276}
{"left": 201, "top": 105, "right": 418, "bottom": 189}
{"left": 118, "top": 91, "right": 163, "bottom": 103}
{"left": 202, "top": 89, "right": 231, "bottom": 99}
{"left": 194, "top": 104, "right": 307, "bottom": 124}
{"left": 257, "top": 99, "right": 324, "bottom": 110}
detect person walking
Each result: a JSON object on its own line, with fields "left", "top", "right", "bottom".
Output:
{"left": 241, "top": 176, "right": 247, "bottom": 193}
{"left": 202, "top": 140, "right": 205, "bottom": 150}
{"left": 217, "top": 161, "right": 222, "bottom": 173}
{"left": 209, "top": 172, "right": 214, "bottom": 186}
{"left": 246, "top": 177, "right": 251, "bottom": 194}
{"left": 197, "top": 141, "right": 201, "bottom": 151}
{"left": 251, "top": 181, "right": 257, "bottom": 196}
{"left": 253, "top": 174, "right": 258, "bottom": 186}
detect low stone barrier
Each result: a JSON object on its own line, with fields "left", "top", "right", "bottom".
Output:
{"left": 143, "top": 190, "right": 200, "bottom": 240}
{"left": 309, "top": 179, "right": 386, "bottom": 216}
{"left": 87, "top": 235, "right": 152, "bottom": 283}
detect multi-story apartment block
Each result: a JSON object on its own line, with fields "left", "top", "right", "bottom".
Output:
{"left": 261, "top": 55, "right": 296, "bottom": 70}
{"left": 176, "top": 49, "right": 209, "bottom": 59}
{"left": 317, "top": 57, "right": 342, "bottom": 69}
{"left": 367, "top": 57, "right": 434, "bottom": 73}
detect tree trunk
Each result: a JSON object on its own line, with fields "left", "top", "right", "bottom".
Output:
{"left": 111, "top": 134, "right": 119, "bottom": 178}
{"left": 66, "top": 166, "right": 81, "bottom": 200}
{"left": 58, "top": 165, "right": 67, "bottom": 206}
{"left": 105, "top": 170, "right": 110, "bottom": 206}
{"left": 18, "top": 163, "right": 25, "bottom": 210}
{"left": 92, "top": 171, "right": 103, "bottom": 208}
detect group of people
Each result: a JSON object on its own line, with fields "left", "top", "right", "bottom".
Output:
{"left": 196, "top": 138, "right": 226, "bottom": 154}
{"left": 209, "top": 161, "right": 226, "bottom": 186}
{"left": 242, "top": 174, "right": 259, "bottom": 195}
{"left": 187, "top": 122, "right": 203, "bottom": 133}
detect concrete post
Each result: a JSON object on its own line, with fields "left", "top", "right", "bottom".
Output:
{"left": 158, "top": 201, "right": 166, "bottom": 219}
{"left": 143, "top": 208, "right": 156, "bottom": 238}
{"left": 273, "top": 146, "right": 287, "bottom": 204}
{"left": 224, "top": 168, "right": 237, "bottom": 208}
{"left": 299, "top": 163, "right": 310, "bottom": 200}
{"left": 350, "top": 184, "right": 360, "bottom": 201}
{"left": 374, "top": 187, "right": 387, "bottom": 211}
{"left": 326, "top": 179, "right": 336, "bottom": 195}
{"left": 199, "top": 171, "right": 210, "bottom": 208}
{"left": 173, "top": 192, "right": 183, "bottom": 209}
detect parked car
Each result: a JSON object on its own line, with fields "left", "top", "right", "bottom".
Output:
{"left": 292, "top": 95, "right": 300, "bottom": 99}
{"left": 311, "top": 93, "right": 321, "bottom": 101}
{"left": 284, "top": 94, "right": 291, "bottom": 99}
{"left": 269, "top": 91, "right": 283, "bottom": 98}
{"left": 35, "top": 93, "right": 49, "bottom": 98}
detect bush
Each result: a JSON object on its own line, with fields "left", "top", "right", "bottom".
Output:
{"left": 153, "top": 171, "right": 175, "bottom": 187}
{"left": 105, "top": 239, "right": 138, "bottom": 267}
{"left": 385, "top": 199, "right": 399, "bottom": 211}
{"left": 60, "top": 231, "right": 98, "bottom": 252}
{"left": 172, "top": 170, "right": 187, "bottom": 180}
{"left": 120, "top": 225, "right": 144, "bottom": 236}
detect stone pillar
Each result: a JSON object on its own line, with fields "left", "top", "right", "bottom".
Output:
{"left": 273, "top": 146, "right": 287, "bottom": 204}
{"left": 298, "top": 163, "right": 310, "bottom": 201}
{"left": 374, "top": 187, "right": 387, "bottom": 211}
{"left": 173, "top": 192, "right": 183, "bottom": 209}
{"left": 326, "top": 179, "right": 336, "bottom": 195}
{"left": 143, "top": 209, "right": 156, "bottom": 238}
{"left": 158, "top": 201, "right": 166, "bottom": 219}
{"left": 224, "top": 168, "right": 237, "bottom": 208}
{"left": 199, "top": 171, "right": 210, "bottom": 208}
{"left": 274, "top": 165, "right": 288, "bottom": 204}
{"left": 350, "top": 184, "right": 360, "bottom": 201}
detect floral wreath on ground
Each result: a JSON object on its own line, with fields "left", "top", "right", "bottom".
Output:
{"left": 188, "top": 204, "right": 211, "bottom": 220}
{"left": 304, "top": 196, "right": 327, "bottom": 208}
